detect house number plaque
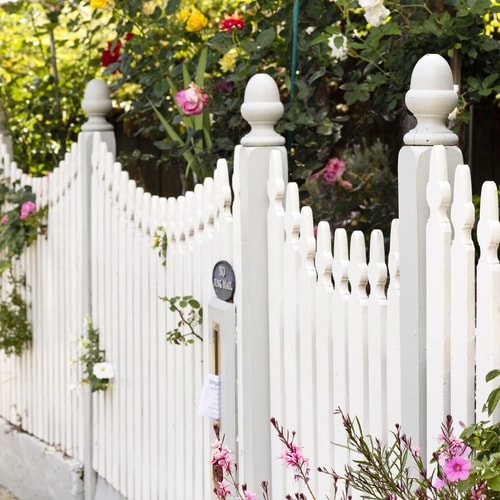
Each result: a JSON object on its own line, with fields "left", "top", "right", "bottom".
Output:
{"left": 212, "top": 260, "right": 235, "bottom": 302}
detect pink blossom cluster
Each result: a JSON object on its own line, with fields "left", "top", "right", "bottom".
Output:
{"left": 434, "top": 432, "right": 472, "bottom": 489}
{"left": 309, "top": 157, "right": 352, "bottom": 189}
{"left": 175, "top": 82, "right": 209, "bottom": 115}
{"left": 211, "top": 438, "right": 257, "bottom": 500}
{"left": 20, "top": 200, "right": 36, "bottom": 220}
{"left": 211, "top": 440, "right": 234, "bottom": 474}
{"left": 280, "top": 442, "right": 309, "bottom": 470}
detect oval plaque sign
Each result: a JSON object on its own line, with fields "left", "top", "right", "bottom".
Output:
{"left": 212, "top": 260, "right": 235, "bottom": 302}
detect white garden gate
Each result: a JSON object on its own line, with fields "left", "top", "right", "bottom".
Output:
{"left": 0, "top": 53, "right": 498, "bottom": 499}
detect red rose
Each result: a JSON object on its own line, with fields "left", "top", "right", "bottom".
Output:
{"left": 220, "top": 13, "right": 245, "bottom": 32}
{"left": 101, "top": 39, "right": 122, "bottom": 69}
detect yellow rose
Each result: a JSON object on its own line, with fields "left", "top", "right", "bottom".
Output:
{"left": 186, "top": 8, "right": 208, "bottom": 32}
{"left": 90, "top": 0, "right": 107, "bottom": 8}
{"left": 177, "top": 7, "right": 190, "bottom": 22}
{"left": 218, "top": 48, "right": 238, "bottom": 73}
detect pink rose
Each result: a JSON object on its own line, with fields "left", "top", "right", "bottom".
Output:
{"left": 1, "top": 214, "right": 8, "bottom": 224}
{"left": 20, "top": 200, "right": 36, "bottom": 220}
{"left": 175, "top": 82, "right": 209, "bottom": 115}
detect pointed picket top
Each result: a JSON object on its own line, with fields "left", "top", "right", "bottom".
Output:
{"left": 81, "top": 79, "right": 114, "bottom": 132}
{"left": 332, "top": 228, "right": 349, "bottom": 295}
{"left": 404, "top": 54, "right": 458, "bottom": 146}
{"left": 299, "top": 206, "right": 316, "bottom": 270}
{"left": 348, "top": 231, "right": 368, "bottom": 296}
{"left": 118, "top": 170, "right": 130, "bottom": 213}
{"left": 193, "top": 183, "right": 205, "bottom": 234}
{"left": 368, "top": 229, "right": 387, "bottom": 299}
{"left": 202, "top": 176, "right": 216, "bottom": 233}
{"left": 426, "top": 145, "right": 451, "bottom": 217}
{"left": 126, "top": 179, "right": 137, "bottom": 224}
{"left": 388, "top": 219, "right": 400, "bottom": 291}
{"left": 451, "top": 164, "right": 475, "bottom": 244}
{"left": 315, "top": 221, "right": 333, "bottom": 290}
{"left": 240, "top": 73, "right": 285, "bottom": 147}
{"left": 142, "top": 192, "right": 152, "bottom": 237}
{"left": 214, "top": 158, "right": 232, "bottom": 218}
{"left": 284, "top": 182, "right": 301, "bottom": 245}
{"left": 477, "top": 181, "right": 500, "bottom": 263}
{"left": 267, "top": 150, "right": 286, "bottom": 215}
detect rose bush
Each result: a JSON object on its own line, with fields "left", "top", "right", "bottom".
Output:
{"left": 2, "top": 0, "right": 500, "bottom": 233}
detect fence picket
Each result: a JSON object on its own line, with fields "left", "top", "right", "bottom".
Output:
{"left": 450, "top": 164, "right": 476, "bottom": 426}
{"left": 476, "top": 181, "right": 500, "bottom": 422}
{"left": 425, "top": 145, "right": 452, "bottom": 455}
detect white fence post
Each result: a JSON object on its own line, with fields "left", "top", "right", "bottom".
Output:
{"left": 80, "top": 79, "right": 115, "bottom": 500}
{"left": 398, "top": 54, "right": 463, "bottom": 456}
{"left": 233, "top": 74, "right": 288, "bottom": 490}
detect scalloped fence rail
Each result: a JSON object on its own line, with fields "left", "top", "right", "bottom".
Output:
{"left": 0, "top": 54, "right": 498, "bottom": 500}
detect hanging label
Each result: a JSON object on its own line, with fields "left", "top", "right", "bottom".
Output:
{"left": 197, "top": 373, "right": 221, "bottom": 419}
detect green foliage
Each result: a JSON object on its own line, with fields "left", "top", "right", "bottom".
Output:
{"left": 0, "top": 273, "right": 32, "bottom": 357}
{"left": 302, "top": 139, "right": 398, "bottom": 246}
{"left": 0, "top": 0, "right": 108, "bottom": 174}
{"left": 161, "top": 295, "right": 203, "bottom": 345}
{"left": 77, "top": 316, "right": 111, "bottom": 392}
{"left": 323, "top": 372, "right": 500, "bottom": 499}
{"left": 0, "top": 176, "right": 46, "bottom": 356}
{"left": 485, "top": 369, "right": 500, "bottom": 416}
{"left": 0, "top": 181, "right": 47, "bottom": 271}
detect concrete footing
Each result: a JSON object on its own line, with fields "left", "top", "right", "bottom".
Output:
{"left": 0, "top": 417, "right": 83, "bottom": 500}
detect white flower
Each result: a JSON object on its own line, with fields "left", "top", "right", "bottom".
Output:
{"left": 358, "top": 0, "right": 390, "bottom": 27}
{"left": 328, "top": 34, "right": 349, "bottom": 62}
{"left": 92, "top": 362, "right": 114, "bottom": 380}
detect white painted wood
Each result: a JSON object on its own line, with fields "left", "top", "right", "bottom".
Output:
{"left": 450, "top": 164, "right": 476, "bottom": 426}
{"left": 476, "top": 181, "right": 500, "bottom": 422}
{"left": 425, "top": 145, "right": 452, "bottom": 457}
{"left": 367, "top": 230, "right": 388, "bottom": 439}
{"left": 347, "top": 231, "right": 369, "bottom": 424}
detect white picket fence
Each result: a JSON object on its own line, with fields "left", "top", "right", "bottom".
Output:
{"left": 0, "top": 53, "right": 499, "bottom": 500}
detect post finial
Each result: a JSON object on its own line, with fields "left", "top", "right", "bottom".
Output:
{"left": 240, "top": 73, "right": 285, "bottom": 147}
{"left": 81, "top": 79, "right": 114, "bottom": 132}
{"left": 404, "top": 54, "right": 458, "bottom": 146}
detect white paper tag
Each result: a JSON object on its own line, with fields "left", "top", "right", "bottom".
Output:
{"left": 198, "top": 373, "right": 221, "bottom": 419}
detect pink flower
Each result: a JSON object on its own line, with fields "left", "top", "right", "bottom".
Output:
{"left": 280, "top": 443, "right": 309, "bottom": 469}
{"left": 308, "top": 157, "right": 348, "bottom": 186}
{"left": 20, "top": 201, "right": 36, "bottom": 220}
{"left": 175, "top": 82, "right": 209, "bottom": 115}
{"left": 244, "top": 491, "right": 257, "bottom": 500}
{"left": 433, "top": 476, "right": 446, "bottom": 490}
{"left": 1, "top": 214, "right": 8, "bottom": 224}
{"left": 220, "top": 12, "right": 245, "bottom": 32}
{"left": 215, "top": 479, "right": 231, "bottom": 498}
{"left": 212, "top": 445, "right": 234, "bottom": 473}
{"left": 443, "top": 456, "right": 471, "bottom": 482}
{"left": 323, "top": 157, "right": 346, "bottom": 184}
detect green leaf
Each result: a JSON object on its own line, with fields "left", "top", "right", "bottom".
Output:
{"left": 149, "top": 100, "right": 195, "bottom": 167}
{"left": 486, "top": 369, "right": 500, "bottom": 382}
{"left": 487, "top": 387, "right": 500, "bottom": 416}
{"left": 256, "top": 28, "right": 275, "bottom": 48}
{"left": 488, "top": 473, "right": 500, "bottom": 491}
{"left": 164, "top": 0, "right": 181, "bottom": 15}
{"left": 195, "top": 46, "right": 208, "bottom": 87}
